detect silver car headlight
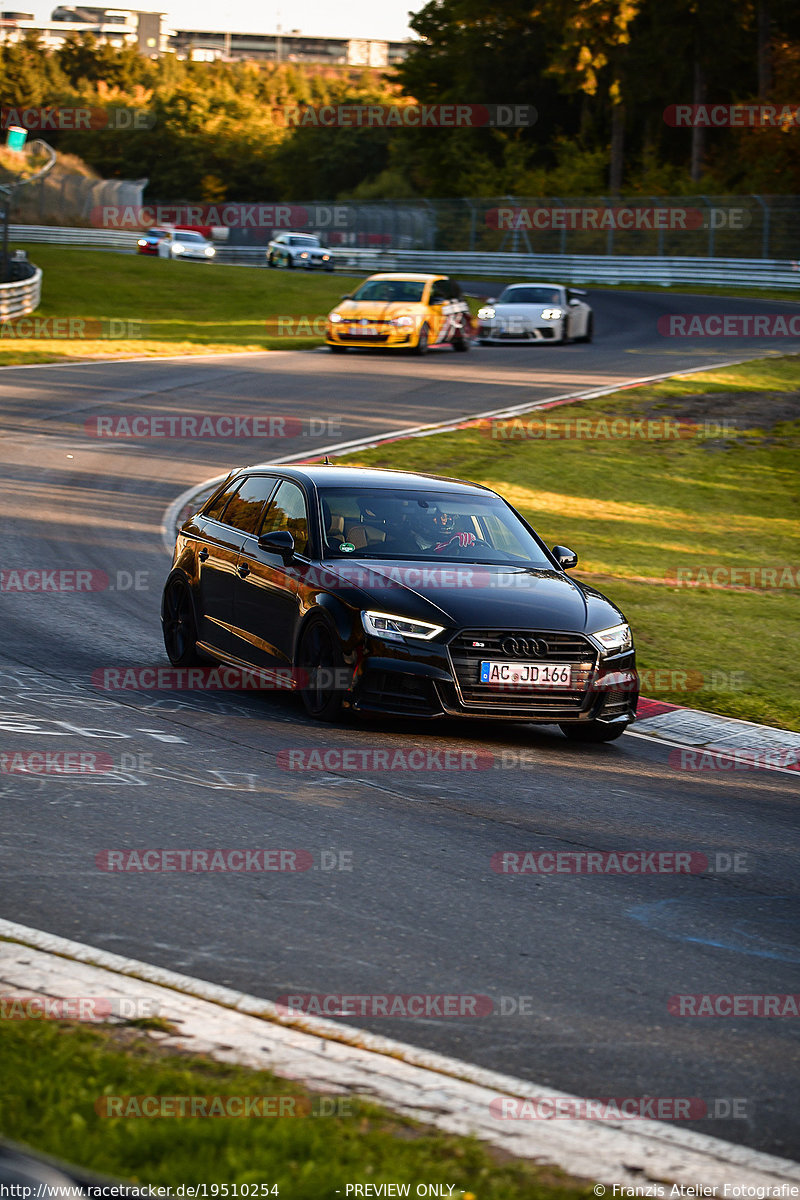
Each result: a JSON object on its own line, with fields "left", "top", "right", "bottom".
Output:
{"left": 478, "top": 306, "right": 495, "bottom": 319}
{"left": 541, "top": 308, "right": 564, "bottom": 320}
{"left": 172, "top": 244, "right": 184, "bottom": 254}
{"left": 594, "top": 623, "right": 632, "bottom": 653}
{"left": 204, "top": 246, "right": 215, "bottom": 256}
{"left": 362, "top": 611, "right": 445, "bottom": 642}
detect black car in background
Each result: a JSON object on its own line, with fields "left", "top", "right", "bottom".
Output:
{"left": 162, "top": 465, "right": 638, "bottom": 741}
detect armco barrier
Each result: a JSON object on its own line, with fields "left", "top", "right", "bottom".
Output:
{"left": 8, "top": 226, "right": 800, "bottom": 289}
{"left": 0, "top": 266, "right": 42, "bottom": 322}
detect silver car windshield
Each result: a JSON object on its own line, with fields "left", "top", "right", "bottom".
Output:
{"left": 497, "top": 287, "right": 562, "bottom": 304}
{"left": 318, "top": 487, "right": 553, "bottom": 565}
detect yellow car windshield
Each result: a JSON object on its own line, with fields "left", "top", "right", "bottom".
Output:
{"left": 352, "top": 281, "right": 426, "bottom": 303}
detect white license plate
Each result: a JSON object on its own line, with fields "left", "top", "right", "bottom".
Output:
{"left": 480, "top": 660, "right": 574, "bottom": 687}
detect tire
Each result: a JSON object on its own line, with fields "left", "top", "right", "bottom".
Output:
{"left": 267, "top": 254, "right": 276, "bottom": 268}
{"left": 477, "top": 338, "right": 491, "bottom": 346}
{"left": 329, "top": 344, "right": 348, "bottom": 353}
{"left": 559, "top": 721, "right": 627, "bottom": 743}
{"left": 413, "top": 323, "right": 430, "bottom": 355}
{"left": 296, "top": 617, "right": 347, "bottom": 721}
{"left": 452, "top": 329, "right": 470, "bottom": 352}
{"left": 287, "top": 255, "right": 295, "bottom": 269}
{"left": 162, "top": 576, "right": 203, "bottom": 667}
{"left": 578, "top": 314, "right": 594, "bottom": 343}
{"left": 325, "top": 265, "right": 335, "bottom": 273}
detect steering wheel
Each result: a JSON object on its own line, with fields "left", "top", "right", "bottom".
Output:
{"left": 437, "top": 536, "right": 494, "bottom": 555}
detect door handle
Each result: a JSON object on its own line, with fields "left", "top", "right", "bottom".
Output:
{"left": 237, "top": 563, "right": 250, "bottom": 578}
{"left": 198, "top": 548, "right": 209, "bottom": 562}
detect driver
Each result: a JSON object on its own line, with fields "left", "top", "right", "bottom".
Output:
{"left": 407, "top": 506, "right": 477, "bottom": 554}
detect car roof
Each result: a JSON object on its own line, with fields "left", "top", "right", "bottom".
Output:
{"left": 501, "top": 282, "right": 564, "bottom": 289}
{"left": 236, "top": 463, "right": 493, "bottom": 494}
{"left": 361, "top": 273, "right": 446, "bottom": 283}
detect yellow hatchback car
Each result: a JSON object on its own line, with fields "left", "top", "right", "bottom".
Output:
{"left": 326, "top": 273, "right": 473, "bottom": 354}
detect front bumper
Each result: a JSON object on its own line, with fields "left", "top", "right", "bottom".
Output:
{"left": 349, "top": 627, "right": 638, "bottom": 725}
{"left": 326, "top": 326, "right": 416, "bottom": 348}
{"left": 478, "top": 322, "right": 560, "bottom": 343}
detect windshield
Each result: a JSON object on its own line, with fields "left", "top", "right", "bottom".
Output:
{"left": 318, "top": 487, "right": 554, "bottom": 566}
{"left": 290, "top": 235, "right": 319, "bottom": 245}
{"left": 351, "top": 280, "right": 426, "bottom": 303}
{"left": 175, "top": 231, "right": 203, "bottom": 242}
{"left": 497, "top": 286, "right": 562, "bottom": 305}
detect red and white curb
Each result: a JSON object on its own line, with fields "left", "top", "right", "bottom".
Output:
{"left": 2, "top": 921, "right": 799, "bottom": 1188}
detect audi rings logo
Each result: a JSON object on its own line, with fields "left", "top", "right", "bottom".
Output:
{"left": 501, "top": 636, "right": 546, "bottom": 657}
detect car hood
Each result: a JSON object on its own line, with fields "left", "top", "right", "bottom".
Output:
{"left": 307, "top": 559, "right": 626, "bottom": 635}
{"left": 489, "top": 303, "right": 562, "bottom": 318}
{"left": 332, "top": 301, "right": 423, "bottom": 320}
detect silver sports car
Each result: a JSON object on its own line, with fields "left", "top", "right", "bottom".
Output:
{"left": 477, "top": 283, "right": 593, "bottom": 345}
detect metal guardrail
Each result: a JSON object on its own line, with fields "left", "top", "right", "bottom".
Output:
{"left": 8, "top": 226, "right": 800, "bottom": 289}
{"left": 0, "top": 266, "right": 42, "bottom": 321}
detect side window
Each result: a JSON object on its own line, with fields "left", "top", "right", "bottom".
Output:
{"left": 203, "top": 477, "right": 240, "bottom": 521}
{"left": 430, "top": 281, "right": 449, "bottom": 304}
{"left": 222, "top": 476, "right": 277, "bottom": 535}
{"left": 259, "top": 480, "right": 309, "bottom": 557}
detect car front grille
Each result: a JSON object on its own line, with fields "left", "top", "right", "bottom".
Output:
{"left": 446, "top": 628, "right": 598, "bottom": 713}
{"left": 337, "top": 332, "right": 391, "bottom": 343}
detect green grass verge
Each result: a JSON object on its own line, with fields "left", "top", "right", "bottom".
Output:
{"left": 0, "top": 246, "right": 351, "bottom": 364}
{"left": 4, "top": 246, "right": 797, "bottom": 366}
{"left": 0, "top": 1018, "right": 590, "bottom": 1199}
{"left": 336, "top": 355, "right": 800, "bottom": 731}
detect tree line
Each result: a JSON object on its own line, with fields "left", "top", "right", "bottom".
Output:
{"left": 0, "top": 0, "right": 798, "bottom": 204}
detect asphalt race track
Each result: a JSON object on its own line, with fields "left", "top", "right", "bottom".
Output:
{"left": 2, "top": 288, "right": 799, "bottom": 1159}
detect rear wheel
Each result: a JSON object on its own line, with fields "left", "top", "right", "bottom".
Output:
{"left": 287, "top": 255, "right": 295, "bottom": 269}
{"left": 162, "top": 577, "right": 202, "bottom": 667}
{"left": 578, "top": 314, "right": 594, "bottom": 343}
{"left": 267, "top": 254, "right": 276, "bottom": 268}
{"left": 452, "top": 329, "right": 470, "bottom": 352}
{"left": 559, "top": 720, "right": 627, "bottom": 743}
{"left": 413, "top": 323, "right": 430, "bottom": 355}
{"left": 296, "top": 617, "right": 347, "bottom": 721}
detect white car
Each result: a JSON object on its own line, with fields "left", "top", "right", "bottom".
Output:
{"left": 477, "top": 283, "right": 593, "bottom": 345}
{"left": 267, "top": 233, "right": 334, "bottom": 271}
{"left": 157, "top": 229, "right": 216, "bottom": 262}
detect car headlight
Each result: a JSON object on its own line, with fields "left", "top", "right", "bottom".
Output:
{"left": 593, "top": 623, "right": 632, "bottom": 653}
{"left": 137, "top": 238, "right": 148, "bottom": 246}
{"left": 362, "top": 611, "right": 445, "bottom": 642}
{"left": 172, "top": 244, "right": 184, "bottom": 254}
{"left": 477, "top": 306, "right": 495, "bottom": 319}
{"left": 329, "top": 312, "right": 343, "bottom": 323}
{"left": 390, "top": 315, "right": 415, "bottom": 327}
{"left": 299, "top": 252, "right": 309, "bottom": 259}
{"left": 541, "top": 308, "right": 564, "bottom": 320}
{"left": 322, "top": 254, "right": 330, "bottom": 260}
{"left": 204, "top": 246, "right": 215, "bottom": 256}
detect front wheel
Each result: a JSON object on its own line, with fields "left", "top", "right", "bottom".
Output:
{"left": 162, "top": 577, "right": 203, "bottom": 666}
{"left": 559, "top": 721, "right": 627, "bottom": 743}
{"left": 329, "top": 344, "right": 348, "bottom": 354}
{"left": 267, "top": 254, "right": 276, "bottom": 268}
{"left": 413, "top": 323, "right": 430, "bottom": 356}
{"left": 452, "top": 329, "right": 470, "bottom": 352}
{"left": 296, "top": 617, "right": 348, "bottom": 721}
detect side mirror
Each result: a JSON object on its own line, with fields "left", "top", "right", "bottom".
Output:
{"left": 340, "top": 293, "right": 352, "bottom": 300}
{"left": 258, "top": 529, "right": 295, "bottom": 562}
{"left": 552, "top": 545, "right": 578, "bottom": 570}
{"left": 485, "top": 297, "right": 496, "bottom": 304}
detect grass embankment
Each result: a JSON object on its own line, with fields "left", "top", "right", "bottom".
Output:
{"left": 0, "top": 245, "right": 349, "bottom": 364}
{"left": 0, "top": 1017, "right": 590, "bottom": 1198}
{"left": 336, "top": 356, "right": 800, "bottom": 731}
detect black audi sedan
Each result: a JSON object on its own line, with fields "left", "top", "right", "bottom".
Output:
{"left": 161, "top": 465, "right": 638, "bottom": 741}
